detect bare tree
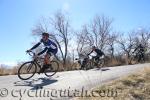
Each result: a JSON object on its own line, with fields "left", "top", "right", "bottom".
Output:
{"left": 90, "top": 15, "right": 113, "bottom": 50}
{"left": 76, "top": 15, "right": 113, "bottom": 56}
{"left": 32, "top": 17, "right": 50, "bottom": 35}
{"left": 134, "top": 28, "right": 150, "bottom": 49}
{"left": 117, "top": 33, "right": 134, "bottom": 64}
{"left": 107, "top": 32, "right": 118, "bottom": 59}
{"left": 51, "top": 12, "right": 70, "bottom": 69}
{"left": 32, "top": 11, "right": 71, "bottom": 70}
{"left": 76, "top": 25, "right": 93, "bottom": 54}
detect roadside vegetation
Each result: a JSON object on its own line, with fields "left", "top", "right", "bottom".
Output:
{"left": 77, "top": 67, "right": 150, "bottom": 100}
{"left": 0, "top": 65, "right": 18, "bottom": 76}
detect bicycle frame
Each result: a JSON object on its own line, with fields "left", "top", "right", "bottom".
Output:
{"left": 27, "top": 51, "right": 44, "bottom": 71}
{"left": 18, "top": 51, "right": 59, "bottom": 80}
{"left": 33, "top": 59, "right": 42, "bottom": 70}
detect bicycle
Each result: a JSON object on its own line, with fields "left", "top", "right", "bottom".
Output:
{"left": 77, "top": 54, "right": 105, "bottom": 70}
{"left": 87, "top": 55, "right": 105, "bottom": 69}
{"left": 18, "top": 51, "right": 59, "bottom": 80}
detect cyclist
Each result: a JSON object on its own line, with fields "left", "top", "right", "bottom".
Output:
{"left": 133, "top": 44, "right": 145, "bottom": 62}
{"left": 80, "top": 46, "right": 105, "bottom": 69}
{"left": 27, "top": 32, "right": 58, "bottom": 73}
{"left": 88, "top": 46, "right": 105, "bottom": 62}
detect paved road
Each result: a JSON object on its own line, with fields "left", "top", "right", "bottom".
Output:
{"left": 0, "top": 63, "right": 149, "bottom": 100}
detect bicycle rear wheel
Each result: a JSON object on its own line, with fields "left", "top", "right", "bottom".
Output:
{"left": 45, "top": 61, "right": 59, "bottom": 77}
{"left": 85, "top": 60, "right": 93, "bottom": 70}
{"left": 18, "top": 61, "right": 37, "bottom": 80}
{"left": 97, "top": 59, "right": 105, "bottom": 68}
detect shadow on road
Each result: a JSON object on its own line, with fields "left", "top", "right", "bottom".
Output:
{"left": 14, "top": 78, "right": 57, "bottom": 90}
{"left": 92, "top": 68, "right": 110, "bottom": 71}
{"left": 85, "top": 68, "right": 110, "bottom": 71}
{"left": 101, "top": 68, "right": 110, "bottom": 71}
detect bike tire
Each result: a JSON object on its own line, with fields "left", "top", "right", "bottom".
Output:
{"left": 45, "top": 61, "right": 59, "bottom": 77}
{"left": 18, "top": 61, "right": 37, "bottom": 80}
{"left": 85, "top": 60, "right": 92, "bottom": 70}
{"left": 97, "top": 58, "right": 105, "bottom": 68}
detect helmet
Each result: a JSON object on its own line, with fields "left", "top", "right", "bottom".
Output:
{"left": 42, "top": 32, "right": 49, "bottom": 37}
{"left": 92, "top": 46, "right": 96, "bottom": 49}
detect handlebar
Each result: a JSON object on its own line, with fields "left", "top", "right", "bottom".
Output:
{"left": 26, "top": 51, "right": 36, "bottom": 56}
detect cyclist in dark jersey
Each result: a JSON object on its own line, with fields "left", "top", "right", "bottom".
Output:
{"left": 133, "top": 44, "right": 145, "bottom": 62}
{"left": 27, "top": 32, "right": 58, "bottom": 73}
{"left": 88, "top": 46, "right": 105, "bottom": 60}
{"left": 80, "top": 46, "right": 104, "bottom": 69}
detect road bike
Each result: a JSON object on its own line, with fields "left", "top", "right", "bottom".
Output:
{"left": 18, "top": 51, "right": 59, "bottom": 80}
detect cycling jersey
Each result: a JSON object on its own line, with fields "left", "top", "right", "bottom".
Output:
{"left": 88, "top": 49, "right": 104, "bottom": 56}
{"left": 30, "top": 39, "right": 58, "bottom": 55}
{"left": 40, "top": 39, "right": 57, "bottom": 50}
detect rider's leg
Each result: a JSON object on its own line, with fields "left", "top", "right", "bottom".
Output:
{"left": 39, "top": 53, "right": 51, "bottom": 73}
{"left": 95, "top": 56, "right": 99, "bottom": 61}
{"left": 80, "top": 58, "right": 88, "bottom": 70}
{"left": 39, "top": 48, "right": 58, "bottom": 73}
{"left": 90, "top": 56, "right": 96, "bottom": 66}
{"left": 141, "top": 53, "right": 145, "bottom": 62}
{"left": 138, "top": 54, "right": 142, "bottom": 62}
{"left": 44, "top": 53, "right": 51, "bottom": 65}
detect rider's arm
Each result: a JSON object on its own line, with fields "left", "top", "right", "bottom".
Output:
{"left": 133, "top": 46, "right": 138, "bottom": 52}
{"left": 88, "top": 50, "right": 93, "bottom": 55}
{"left": 37, "top": 47, "right": 48, "bottom": 56}
{"left": 29, "top": 42, "right": 41, "bottom": 51}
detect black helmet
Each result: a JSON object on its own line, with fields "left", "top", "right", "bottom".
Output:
{"left": 42, "top": 32, "right": 49, "bottom": 37}
{"left": 138, "top": 43, "right": 142, "bottom": 47}
{"left": 92, "top": 46, "right": 96, "bottom": 49}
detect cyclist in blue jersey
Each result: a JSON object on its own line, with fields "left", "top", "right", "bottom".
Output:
{"left": 27, "top": 32, "right": 58, "bottom": 73}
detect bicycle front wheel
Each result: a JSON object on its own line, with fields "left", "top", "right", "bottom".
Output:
{"left": 45, "top": 61, "right": 59, "bottom": 77}
{"left": 18, "top": 61, "right": 37, "bottom": 80}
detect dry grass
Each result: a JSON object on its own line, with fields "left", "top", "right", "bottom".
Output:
{"left": 0, "top": 66, "right": 9, "bottom": 76}
{"left": 0, "top": 66, "right": 19, "bottom": 76}
{"left": 76, "top": 67, "right": 150, "bottom": 100}
{"left": 107, "top": 59, "right": 122, "bottom": 66}
{"left": 105, "top": 58, "right": 125, "bottom": 67}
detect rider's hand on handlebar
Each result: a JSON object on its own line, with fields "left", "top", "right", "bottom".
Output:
{"left": 26, "top": 50, "right": 32, "bottom": 53}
